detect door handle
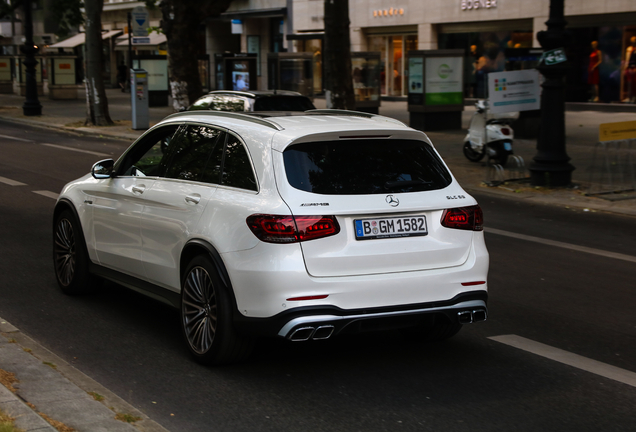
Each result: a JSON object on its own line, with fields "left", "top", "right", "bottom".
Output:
{"left": 132, "top": 185, "right": 146, "bottom": 194}
{"left": 185, "top": 194, "right": 201, "bottom": 204}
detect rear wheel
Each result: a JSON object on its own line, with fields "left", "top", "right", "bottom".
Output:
{"left": 53, "top": 209, "right": 93, "bottom": 295}
{"left": 463, "top": 141, "right": 485, "bottom": 162}
{"left": 180, "top": 255, "right": 253, "bottom": 365}
{"left": 401, "top": 314, "right": 462, "bottom": 342}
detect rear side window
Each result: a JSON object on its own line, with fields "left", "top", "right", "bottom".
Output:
{"left": 283, "top": 139, "right": 452, "bottom": 195}
{"left": 221, "top": 134, "right": 258, "bottom": 191}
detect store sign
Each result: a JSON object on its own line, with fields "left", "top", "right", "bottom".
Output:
{"left": 425, "top": 57, "right": 463, "bottom": 105}
{"left": 461, "top": 0, "right": 497, "bottom": 10}
{"left": 373, "top": 7, "right": 405, "bottom": 17}
{"left": 488, "top": 69, "right": 540, "bottom": 114}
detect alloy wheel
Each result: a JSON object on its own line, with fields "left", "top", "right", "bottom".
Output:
{"left": 54, "top": 218, "right": 76, "bottom": 286}
{"left": 182, "top": 266, "right": 217, "bottom": 354}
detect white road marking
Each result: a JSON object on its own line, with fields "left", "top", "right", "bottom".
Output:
{"left": 486, "top": 227, "right": 636, "bottom": 264}
{"left": 0, "top": 134, "right": 33, "bottom": 142}
{"left": 490, "top": 335, "right": 636, "bottom": 388}
{"left": 0, "top": 176, "right": 26, "bottom": 186}
{"left": 41, "top": 143, "right": 110, "bottom": 157}
{"left": 32, "top": 190, "right": 59, "bottom": 200}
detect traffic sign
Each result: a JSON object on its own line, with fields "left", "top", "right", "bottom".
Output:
{"left": 131, "top": 6, "right": 149, "bottom": 37}
{"left": 542, "top": 48, "right": 567, "bottom": 66}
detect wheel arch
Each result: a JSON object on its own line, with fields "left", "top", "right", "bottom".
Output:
{"left": 180, "top": 239, "right": 240, "bottom": 314}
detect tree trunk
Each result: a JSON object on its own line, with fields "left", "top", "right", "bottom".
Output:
{"left": 323, "top": 0, "right": 355, "bottom": 110}
{"left": 84, "top": 0, "right": 112, "bottom": 126}
{"left": 160, "top": 0, "right": 232, "bottom": 111}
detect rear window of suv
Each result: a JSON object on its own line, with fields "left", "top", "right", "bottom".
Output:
{"left": 283, "top": 139, "right": 452, "bottom": 195}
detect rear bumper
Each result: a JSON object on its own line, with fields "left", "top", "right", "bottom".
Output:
{"left": 234, "top": 290, "right": 488, "bottom": 340}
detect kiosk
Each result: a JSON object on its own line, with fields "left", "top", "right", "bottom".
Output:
{"left": 352, "top": 52, "right": 382, "bottom": 114}
{"left": 47, "top": 56, "right": 80, "bottom": 99}
{"left": 131, "top": 68, "right": 149, "bottom": 130}
{"left": 214, "top": 53, "right": 257, "bottom": 92}
{"left": 133, "top": 56, "right": 169, "bottom": 107}
{"left": 267, "top": 52, "right": 313, "bottom": 98}
{"left": 407, "top": 49, "right": 464, "bottom": 131}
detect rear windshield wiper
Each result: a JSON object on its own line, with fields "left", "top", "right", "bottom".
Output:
{"left": 384, "top": 180, "right": 434, "bottom": 190}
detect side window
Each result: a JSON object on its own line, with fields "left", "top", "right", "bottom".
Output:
{"left": 119, "top": 125, "right": 179, "bottom": 177}
{"left": 164, "top": 125, "right": 224, "bottom": 182}
{"left": 221, "top": 134, "right": 258, "bottom": 191}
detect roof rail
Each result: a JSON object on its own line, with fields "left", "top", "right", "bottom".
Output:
{"left": 304, "top": 109, "right": 407, "bottom": 126}
{"left": 164, "top": 110, "right": 284, "bottom": 131}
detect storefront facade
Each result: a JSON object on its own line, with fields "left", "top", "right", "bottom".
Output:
{"left": 347, "top": 0, "right": 636, "bottom": 102}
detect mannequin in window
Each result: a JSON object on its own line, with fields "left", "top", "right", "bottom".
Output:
{"left": 623, "top": 36, "right": 636, "bottom": 103}
{"left": 588, "top": 41, "right": 602, "bottom": 102}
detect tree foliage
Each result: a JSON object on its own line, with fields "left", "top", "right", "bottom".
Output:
{"left": 0, "top": 0, "right": 19, "bottom": 20}
{"left": 49, "top": 0, "right": 84, "bottom": 38}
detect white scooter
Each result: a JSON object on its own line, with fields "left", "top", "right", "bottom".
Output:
{"left": 463, "top": 100, "right": 519, "bottom": 166}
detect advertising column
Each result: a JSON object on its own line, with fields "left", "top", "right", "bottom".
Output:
{"left": 407, "top": 50, "right": 464, "bottom": 131}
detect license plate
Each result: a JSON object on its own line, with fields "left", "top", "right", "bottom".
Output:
{"left": 355, "top": 216, "right": 428, "bottom": 240}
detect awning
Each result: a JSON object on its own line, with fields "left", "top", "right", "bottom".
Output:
{"left": 48, "top": 30, "right": 123, "bottom": 49}
{"left": 219, "top": 7, "right": 286, "bottom": 20}
{"left": 114, "top": 32, "right": 167, "bottom": 51}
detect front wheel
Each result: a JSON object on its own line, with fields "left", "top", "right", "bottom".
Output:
{"left": 180, "top": 255, "right": 253, "bottom": 365}
{"left": 463, "top": 141, "right": 485, "bottom": 162}
{"left": 53, "top": 209, "right": 93, "bottom": 295}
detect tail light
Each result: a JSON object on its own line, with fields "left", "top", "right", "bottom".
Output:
{"left": 441, "top": 205, "right": 483, "bottom": 231}
{"left": 501, "top": 127, "right": 511, "bottom": 136}
{"left": 247, "top": 214, "right": 340, "bottom": 243}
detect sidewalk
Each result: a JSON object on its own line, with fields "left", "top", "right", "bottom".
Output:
{"left": 0, "top": 89, "right": 635, "bottom": 431}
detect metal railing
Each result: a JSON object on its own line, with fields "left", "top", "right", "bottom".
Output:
{"left": 586, "top": 139, "right": 636, "bottom": 198}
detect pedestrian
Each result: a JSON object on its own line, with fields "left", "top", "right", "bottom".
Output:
{"left": 117, "top": 62, "right": 128, "bottom": 92}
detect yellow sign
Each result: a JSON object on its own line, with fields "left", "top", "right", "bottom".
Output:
{"left": 599, "top": 120, "right": 636, "bottom": 142}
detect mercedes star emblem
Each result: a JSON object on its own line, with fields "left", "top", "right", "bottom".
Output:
{"left": 386, "top": 195, "right": 399, "bottom": 207}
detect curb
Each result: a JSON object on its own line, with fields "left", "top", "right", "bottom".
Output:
{"left": 0, "top": 317, "right": 169, "bottom": 432}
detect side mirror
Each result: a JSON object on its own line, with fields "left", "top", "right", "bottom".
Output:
{"left": 91, "top": 159, "right": 115, "bottom": 179}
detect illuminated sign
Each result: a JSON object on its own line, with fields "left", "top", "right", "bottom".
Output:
{"left": 461, "top": 0, "right": 497, "bottom": 10}
{"left": 373, "top": 7, "right": 405, "bottom": 17}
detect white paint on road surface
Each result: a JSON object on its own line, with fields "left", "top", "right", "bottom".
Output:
{"left": 0, "top": 134, "right": 33, "bottom": 142}
{"left": 490, "top": 335, "right": 636, "bottom": 388}
{"left": 32, "top": 190, "right": 59, "bottom": 200}
{"left": 41, "top": 143, "right": 110, "bottom": 157}
{"left": 0, "top": 176, "right": 26, "bottom": 186}
{"left": 486, "top": 227, "right": 636, "bottom": 264}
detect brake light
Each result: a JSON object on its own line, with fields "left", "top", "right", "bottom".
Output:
{"left": 246, "top": 214, "right": 340, "bottom": 243}
{"left": 501, "top": 127, "right": 511, "bottom": 136}
{"left": 441, "top": 205, "right": 483, "bottom": 231}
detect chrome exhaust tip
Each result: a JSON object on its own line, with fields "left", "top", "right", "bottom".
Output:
{"left": 472, "top": 309, "right": 487, "bottom": 322}
{"left": 457, "top": 311, "right": 473, "bottom": 324}
{"left": 312, "top": 325, "right": 334, "bottom": 340}
{"left": 289, "top": 327, "right": 315, "bottom": 341}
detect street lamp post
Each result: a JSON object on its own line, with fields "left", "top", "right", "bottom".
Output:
{"left": 21, "top": 0, "right": 42, "bottom": 116}
{"left": 529, "top": 0, "right": 574, "bottom": 186}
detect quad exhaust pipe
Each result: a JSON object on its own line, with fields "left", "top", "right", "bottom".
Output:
{"left": 457, "top": 309, "right": 488, "bottom": 324}
{"left": 289, "top": 325, "right": 335, "bottom": 342}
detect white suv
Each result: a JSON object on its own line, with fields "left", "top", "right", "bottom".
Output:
{"left": 53, "top": 109, "right": 489, "bottom": 365}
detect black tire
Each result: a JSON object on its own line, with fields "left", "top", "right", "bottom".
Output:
{"left": 53, "top": 209, "right": 93, "bottom": 295}
{"left": 463, "top": 141, "right": 485, "bottom": 162}
{"left": 401, "top": 314, "right": 462, "bottom": 342}
{"left": 180, "top": 255, "right": 253, "bottom": 365}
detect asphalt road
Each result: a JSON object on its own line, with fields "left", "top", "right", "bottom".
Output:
{"left": 1, "top": 120, "right": 635, "bottom": 432}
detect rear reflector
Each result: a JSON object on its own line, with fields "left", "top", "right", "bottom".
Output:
{"left": 461, "top": 281, "right": 486, "bottom": 286}
{"left": 247, "top": 214, "right": 340, "bottom": 243}
{"left": 286, "top": 295, "right": 329, "bottom": 301}
{"left": 441, "top": 205, "right": 484, "bottom": 231}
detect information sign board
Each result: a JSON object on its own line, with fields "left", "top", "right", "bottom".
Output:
{"left": 131, "top": 6, "right": 149, "bottom": 37}
{"left": 425, "top": 57, "right": 463, "bottom": 105}
{"left": 488, "top": 69, "right": 540, "bottom": 114}
{"left": 599, "top": 120, "right": 636, "bottom": 142}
